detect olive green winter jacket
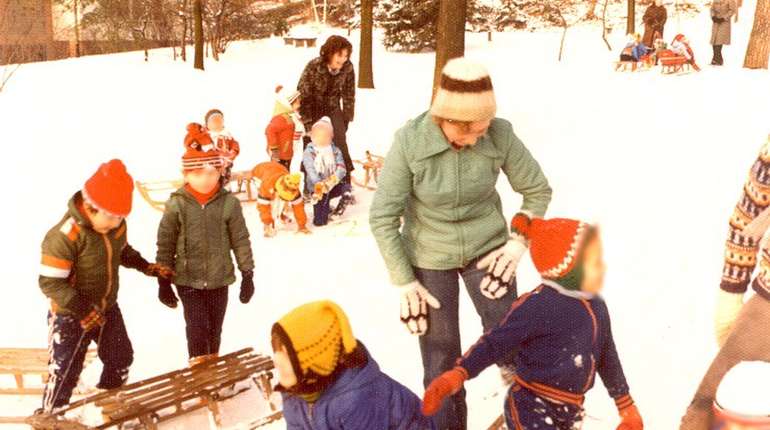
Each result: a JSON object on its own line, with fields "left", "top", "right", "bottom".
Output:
{"left": 39, "top": 192, "right": 150, "bottom": 317}
{"left": 155, "top": 187, "right": 254, "bottom": 289}
{"left": 369, "top": 112, "right": 552, "bottom": 286}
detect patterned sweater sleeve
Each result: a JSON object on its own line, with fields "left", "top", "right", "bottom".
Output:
{"left": 721, "top": 139, "right": 770, "bottom": 294}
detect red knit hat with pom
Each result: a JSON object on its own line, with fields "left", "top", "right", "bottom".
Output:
{"left": 511, "top": 215, "right": 593, "bottom": 290}
{"left": 182, "top": 148, "right": 225, "bottom": 173}
{"left": 82, "top": 159, "right": 134, "bottom": 217}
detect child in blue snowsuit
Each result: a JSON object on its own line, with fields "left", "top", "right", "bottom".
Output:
{"left": 302, "top": 116, "right": 353, "bottom": 226}
{"left": 422, "top": 218, "right": 644, "bottom": 430}
{"left": 620, "top": 33, "right": 652, "bottom": 62}
{"left": 271, "top": 300, "right": 436, "bottom": 430}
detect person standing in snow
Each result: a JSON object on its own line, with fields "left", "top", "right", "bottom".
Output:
{"left": 38, "top": 160, "right": 174, "bottom": 411}
{"left": 642, "top": 0, "right": 667, "bottom": 47}
{"left": 710, "top": 0, "right": 738, "bottom": 66}
{"left": 303, "top": 116, "right": 354, "bottom": 226}
{"left": 369, "top": 57, "right": 552, "bottom": 430}
{"left": 205, "top": 109, "right": 240, "bottom": 181}
{"left": 266, "top": 86, "right": 304, "bottom": 171}
{"left": 272, "top": 300, "right": 436, "bottom": 429}
{"left": 297, "top": 35, "right": 356, "bottom": 209}
{"left": 422, "top": 217, "right": 643, "bottom": 430}
{"left": 680, "top": 136, "right": 770, "bottom": 429}
{"left": 155, "top": 149, "right": 255, "bottom": 367}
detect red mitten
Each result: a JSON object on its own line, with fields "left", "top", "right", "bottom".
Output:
{"left": 422, "top": 367, "right": 468, "bottom": 416}
{"left": 617, "top": 404, "right": 643, "bottom": 430}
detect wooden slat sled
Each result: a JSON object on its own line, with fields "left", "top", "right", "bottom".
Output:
{"left": 136, "top": 170, "right": 258, "bottom": 212}
{"left": 0, "top": 348, "right": 97, "bottom": 395}
{"left": 26, "top": 348, "right": 282, "bottom": 430}
{"left": 352, "top": 151, "right": 384, "bottom": 191}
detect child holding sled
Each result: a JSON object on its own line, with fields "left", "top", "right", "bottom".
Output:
{"left": 38, "top": 160, "right": 173, "bottom": 411}
{"left": 272, "top": 300, "right": 436, "bottom": 429}
{"left": 266, "top": 86, "right": 304, "bottom": 170}
{"left": 422, "top": 217, "right": 644, "bottom": 430}
{"left": 155, "top": 149, "right": 255, "bottom": 366}
{"left": 252, "top": 161, "right": 310, "bottom": 237}
{"left": 302, "top": 116, "right": 353, "bottom": 226}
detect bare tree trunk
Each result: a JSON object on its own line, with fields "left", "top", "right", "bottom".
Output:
{"left": 310, "top": 0, "right": 320, "bottom": 23}
{"left": 180, "top": 0, "right": 189, "bottom": 62}
{"left": 601, "top": 0, "right": 612, "bottom": 50}
{"left": 627, "top": 0, "right": 635, "bottom": 34}
{"left": 193, "top": 0, "right": 204, "bottom": 70}
{"left": 73, "top": 0, "right": 81, "bottom": 57}
{"left": 358, "top": 0, "right": 374, "bottom": 89}
{"left": 586, "top": 0, "right": 598, "bottom": 19}
{"left": 433, "top": 0, "right": 467, "bottom": 100}
{"left": 744, "top": 0, "right": 770, "bottom": 69}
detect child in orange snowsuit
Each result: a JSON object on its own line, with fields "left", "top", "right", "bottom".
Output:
{"left": 252, "top": 161, "right": 310, "bottom": 238}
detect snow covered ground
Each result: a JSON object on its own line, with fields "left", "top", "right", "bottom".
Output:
{"left": 1, "top": 2, "right": 770, "bottom": 428}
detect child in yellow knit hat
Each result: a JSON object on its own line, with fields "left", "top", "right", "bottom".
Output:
{"left": 271, "top": 300, "right": 436, "bottom": 429}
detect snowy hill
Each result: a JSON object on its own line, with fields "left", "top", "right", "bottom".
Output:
{"left": 1, "top": 2, "right": 769, "bottom": 428}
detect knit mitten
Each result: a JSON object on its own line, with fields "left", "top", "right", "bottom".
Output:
{"left": 158, "top": 278, "right": 179, "bottom": 309}
{"left": 617, "top": 403, "right": 643, "bottom": 430}
{"left": 714, "top": 290, "right": 744, "bottom": 347}
{"left": 399, "top": 280, "right": 441, "bottom": 336}
{"left": 422, "top": 367, "right": 469, "bottom": 416}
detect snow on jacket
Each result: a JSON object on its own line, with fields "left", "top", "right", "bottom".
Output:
{"left": 369, "top": 111, "right": 552, "bottom": 286}
{"left": 281, "top": 344, "right": 436, "bottom": 430}
{"left": 711, "top": 0, "right": 737, "bottom": 46}
{"left": 721, "top": 137, "right": 770, "bottom": 300}
{"left": 302, "top": 142, "right": 347, "bottom": 190}
{"left": 297, "top": 57, "right": 356, "bottom": 130}
{"left": 458, "top": 282, "right": 633, "bottom": 410}
{"left": 39, "top": 192, "right": 150, "bottom": 317}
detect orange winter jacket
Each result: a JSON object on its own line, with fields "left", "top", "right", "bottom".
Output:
{"left": 252, "top": 162, "right": 307, "bottom": 229}
{"left": 266, "top": 114, "right": 296, "bottom": 161}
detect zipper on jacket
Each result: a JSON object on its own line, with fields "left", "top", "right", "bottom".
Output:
{"left": 301, "top": 402, "right": 315, "bottom": 429}
{"left": 455, "top": 150, "right": 466, "bottom": 265}
{"left": 201, "top": 203, "right": 209, "bottom": 288}
{"left": 100, "top": 234, "right": 114, "bottom": 311}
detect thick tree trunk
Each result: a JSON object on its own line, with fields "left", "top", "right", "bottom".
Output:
{"left": 744, "top": 0, "right": 770, "bottom": 69}
{"left": 433, "top": 0, "right": 467, "bottom": 100}
{"left": 193, "top": 0, "right": 204, "bottom": 70}
{"left": 358, "top": 0, "right": 375, "bottom": 89}
{"left": 627, "top": 0, "right": 635, "bottom": 34}
{"left": 73, "top": 0, "right": 81, "bottom": 57}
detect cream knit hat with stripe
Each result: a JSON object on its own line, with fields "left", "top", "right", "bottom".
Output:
{"left": 430, "top": 57, "right": 497, "bottom": 122}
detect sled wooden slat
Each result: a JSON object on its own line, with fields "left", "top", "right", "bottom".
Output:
{"left": 352, "top": 151, "right": 384, "bottom": 191}
{"left": 660, "top": 56, "right": 691, "bottom": 74}
{"left": 36, "top": 348, "right": 278, "bottom": 430}
{"left": 0, "top": 348, "right": 97, "bottom": 395}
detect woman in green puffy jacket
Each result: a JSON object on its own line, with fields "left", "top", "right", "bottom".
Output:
{"left": 369, "top": 58, "right": 552, "bottom": 430}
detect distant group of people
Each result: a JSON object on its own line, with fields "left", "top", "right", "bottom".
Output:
{"left": 619, "top": 0, "right": 740, "bottom": 69}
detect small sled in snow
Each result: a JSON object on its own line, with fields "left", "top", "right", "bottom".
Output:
{"left": 0, "top": 348, "right": 97, "bottom": 395}
{"left": 659, "top": 56, "right": 696, "bottom": 74}
{"left": 613, "top": 60, "right": 653, "bottom": 72}
{"left": 27, "top": 348, "right": 281, "bottom": 430}
{"left": 135, "top": 170, "right": 258, "bottom": 212}
{"left": 352, "top": 151, "right": 384, "bottom": 191}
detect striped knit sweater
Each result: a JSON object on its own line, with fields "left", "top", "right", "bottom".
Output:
{"left": 722, "top": 137, "right": 770, "bottom": 300}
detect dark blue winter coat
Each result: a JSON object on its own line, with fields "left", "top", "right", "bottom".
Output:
{"left": 281, "top": 345, "right": 436, "bottom": 430}
{"left": 458, "top": 281, "right": 631, "bottom": 406}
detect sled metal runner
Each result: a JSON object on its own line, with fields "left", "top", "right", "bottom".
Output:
{"left": 0, "top": 348, "right": 97, "bottom": 395}
{"left": 352, "top": 151, "right": 384, "bottom": 191}
{"left": 27, "top": 348, "right": 281, "bottom": 430}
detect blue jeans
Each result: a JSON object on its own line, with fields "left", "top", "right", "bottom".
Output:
{"left": 42, "top": 304, "right": 134, "bottom": 410}
{"left": 313, "top": 182, "right": 351, "bottom": 226}
{"left": 414, "top": 258, "right": 518, "bottom": 430}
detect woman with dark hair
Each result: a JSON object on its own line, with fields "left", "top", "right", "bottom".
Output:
{"left": 297, "top": 35, "right": 356, "bottom": 209}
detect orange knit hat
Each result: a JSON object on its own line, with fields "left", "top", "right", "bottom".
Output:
{"left": 82, "top": 159, "right": 134, "bottom": 217}
{"left": 519, "top": 218, "right": 594, "bottom": 290}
